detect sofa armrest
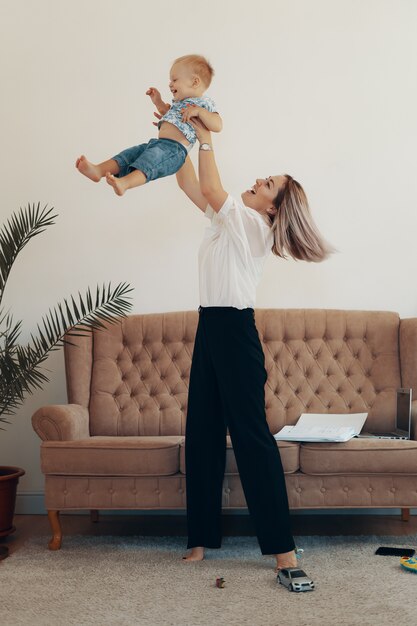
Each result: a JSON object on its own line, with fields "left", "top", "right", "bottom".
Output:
{"left": 411, "top": 400, "right": 417, "bottom": 441}
{"left": 400, "top": 318, "right": 417, "bottom": 391}
{"left": 32, "top": 404, "right": 90, "bottom": 441}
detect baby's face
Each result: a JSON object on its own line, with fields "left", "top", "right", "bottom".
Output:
{"left": 169, "top": 63, "right": 201, "bottom": 101}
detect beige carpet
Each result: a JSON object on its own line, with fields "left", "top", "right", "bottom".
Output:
{"left": 1, "top": 534, "right": 417, "bottom": 626}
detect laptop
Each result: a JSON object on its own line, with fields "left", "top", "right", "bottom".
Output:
{"left": 355, "top": 388, "right": 412, "bottom": 440}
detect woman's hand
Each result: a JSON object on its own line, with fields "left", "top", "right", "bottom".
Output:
{"left": 181, "top": 104, "right": 204, "bottom": 123}
{"left": 188, "top": 116, "right": 212, "bottom": 145}
{"left": 152, "top": 111, "right": 162, "bottom": 127}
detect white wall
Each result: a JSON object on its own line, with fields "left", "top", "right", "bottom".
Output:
{"left": 1, "top": 0, "right": 416, "bottom": 510}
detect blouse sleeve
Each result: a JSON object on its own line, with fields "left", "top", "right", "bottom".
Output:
{"left": 215, "top": 194, "right": 272, "bottom": 257}
{"left": 204, "top": 203, "right": 215, "bottom": 220}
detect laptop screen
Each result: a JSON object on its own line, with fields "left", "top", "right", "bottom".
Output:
{"left": 396, "top": 389, "right": 412, "bottom": 434}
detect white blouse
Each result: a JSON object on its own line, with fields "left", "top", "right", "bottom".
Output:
{"left": 198, "top": 194, "right": 274, "bottom": 309}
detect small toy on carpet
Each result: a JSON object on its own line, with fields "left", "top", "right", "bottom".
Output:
{"left": 400, "top": 556, "right": 417, "bottom": 573}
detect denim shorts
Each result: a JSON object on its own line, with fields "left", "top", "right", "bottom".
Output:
{"left": 112, "top": 138, "right": 189, "bottom": 182}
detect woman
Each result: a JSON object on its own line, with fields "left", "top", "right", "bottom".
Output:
{"left": 175, "top": 116, "right": 332, "bottom": 572}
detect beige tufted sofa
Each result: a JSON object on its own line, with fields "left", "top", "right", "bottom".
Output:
{"left": 32, "top": 309, "right": 417, "bottom": 549}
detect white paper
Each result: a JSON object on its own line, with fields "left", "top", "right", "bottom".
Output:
{"left": 273, "top": 413, "right": 368, "bottom": 442}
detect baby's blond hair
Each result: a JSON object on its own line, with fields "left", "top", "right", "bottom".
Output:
{"left": 172, "top": 54, "right": 214, "bottom": 88}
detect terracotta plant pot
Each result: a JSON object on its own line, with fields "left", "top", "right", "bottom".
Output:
{"left": 0, "top": 466, "right": 25, "bottom": 537}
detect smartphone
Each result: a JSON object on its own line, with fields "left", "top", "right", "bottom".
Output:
{"left": 375, "top": 546, "right": 415, "bottom": 557}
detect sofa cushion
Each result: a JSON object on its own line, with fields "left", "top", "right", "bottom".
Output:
{"left": 41, "top": 436, "right": 183, "bottom": 476}
{"left": 300, "top": 439, "right": 417, "bottom": 475}
{"left": 179, "top": 436, "right": 299, "bottom": 475}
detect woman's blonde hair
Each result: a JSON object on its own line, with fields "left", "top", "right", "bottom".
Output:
{"left": 270, "top": 175, "right": 334, "bottom": 262}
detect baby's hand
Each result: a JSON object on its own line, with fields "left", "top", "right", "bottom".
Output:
{"left": 146, "top": 87, "right": 162, "bottom": 105}
{"left": 181, "top": 104, "right": 203, "bottom": 123}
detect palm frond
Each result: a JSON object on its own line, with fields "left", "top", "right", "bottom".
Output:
{"left": 0, "top": 282, "right": 133, "bottom": 424}
{"left": 29, "top": 282, "right": 133, "bottom": 355}
{"left": 0, "top": 203, "right": 57, "bottom": 307}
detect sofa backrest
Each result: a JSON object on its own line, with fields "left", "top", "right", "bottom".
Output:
{"left": 64, "top": 309, "right": 402, "bottom": 436}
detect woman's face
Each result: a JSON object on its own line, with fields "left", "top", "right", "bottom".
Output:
{"left": 241, "top": 175, "right": 287, "bottom": 219}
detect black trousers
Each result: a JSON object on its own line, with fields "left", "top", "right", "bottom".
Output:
{"left": 185, "top": 306, "right": 295, "bottom": 555}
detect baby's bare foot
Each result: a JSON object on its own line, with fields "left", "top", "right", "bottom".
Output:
{"left": 274, "top": 549, "right": 297, "bottom": 573}
{"left": 182, "top": 546, "right": 205, "bottom": 562}
{"left": 76, "top": 155, "right": 101, "bottom": 182}
{"left": 106, "top": 172, "right": 126, "bottom": 196}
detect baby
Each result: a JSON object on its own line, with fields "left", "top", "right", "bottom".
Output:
{"left": 75, "top": 54, "right": 222, "bottom": 196}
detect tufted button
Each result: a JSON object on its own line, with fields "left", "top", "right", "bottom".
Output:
{"left": 284, "top": 373, "right": 288, "bottom": 378}
{"left": 357, "top": 388, "right": 362, "bottom": 394}
{"left": 132, "top": 489, "right": 137, "bottom": 494}
{"left": 63, "top": 489, "right": 68, "bottom": 495}
{"left": 282, "top": 337, "right": 287, "bottom": 343}
{"left": 109, "top": 488, "right": 114, "bottom": 494}
{"left": 363, "top": 337, "right": 367, "bottom": 343}
{"left": 86, "top": 489, "right": 91, "bottom": 495}
{"left": 225, "top": 488, "right": 231, "bottom": 494}
{"left": 155, "top": 489, "right": 160, "bottom": 494}
{"left": 390, "top": 487, "right": 396, "bottom": 493}
{"left": 172, "top": 356, "right": 177, "bottom": 362}
{"left": 343, "top": 486, "right": 349, "bottom": 492}
{"left": 178, "top": 488, "right": 184, "bottom": 494}
{"left": 320, "top": 487, "right": 326, "bottom": 493}
{"left": 372, "top": 354, "right": 377, "bottom": 360}
{"left": 314, "top": 354, "right": 319, "bottom": 360}
{"left": 323, "top": 336, "right": 327, "bottom": 341}
{"left": 343, "top": 336, "right": 348, "bottom": 342}
{"left": 347, "top": 403, "right": 352, "bottom": 409}
{"left": 303, "top": 337, "right": 307, "bottom": 342}
{"left": 296, "top": 487, "right": 302, "bottom": 493}
{"left": 367, "top": 487, "right": 373, "bottom": 493}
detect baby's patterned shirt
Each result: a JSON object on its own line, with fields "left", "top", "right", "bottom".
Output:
{"left": 158, "top": 96, "right": 218, "bottom": 144}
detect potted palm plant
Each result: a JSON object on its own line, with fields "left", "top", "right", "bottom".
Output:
{"left": 0, "top": 203, "right": 133, "bottom": 559}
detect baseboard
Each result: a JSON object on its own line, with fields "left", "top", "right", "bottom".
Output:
{"left": 15, "top": 493, "right": 417, "bottom": 516}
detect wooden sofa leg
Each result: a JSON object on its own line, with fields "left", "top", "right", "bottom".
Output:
{"left": 47, "top": 510, "right": 62, "bottom": 550}
{"left": 90, "top": 510, "right": 99, "bottom": 523}
{"left": 401, "top": 508, "right": 410, "bottom": 522}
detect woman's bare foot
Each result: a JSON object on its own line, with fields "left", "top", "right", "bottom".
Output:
{"left": 106, "top": 172, "right": 126, "bottom": 196}
{"left": 75, "top": 155, "right": 102, "bottom": 182}
{"left": 274, "top": 549, "right": 297, "bottom": 573}
{"left": 182, "top": 546, "right": 205, "bottom": 562}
